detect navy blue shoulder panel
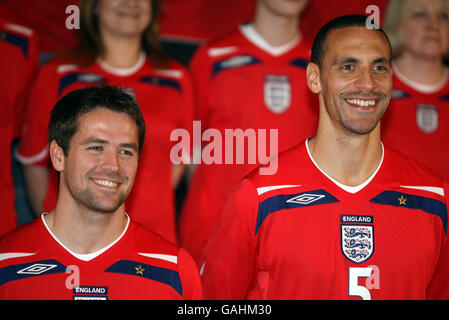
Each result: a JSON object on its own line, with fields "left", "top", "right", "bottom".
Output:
{"left": 391, "top": 89, "right": 411, "bottom": 99}
{"left": 255, "top": 189, "right": 339, "bottom": 235}
{"left": 139, "top": 76, "right": 182, "bottom": 92}
{"left": 0, "top": 259, "right": 67, "bottom": 287}
{"left": 211, "top": 55, "right": 262, "bottom": 78}
{"left": 370, "top": 191, "right": 448, "bottom": 233}
{"left": 105, "top": 260, "right": 182, "bottom": 296}
{"left": 440, "top": 94, "right": 449, "bottom": 101}
{"left": 0, "top": 30, "right": 29, "bottom": 57}
{"left": 58, "top": 73, "right": 106, "bottom": 95}
{"left": 289, "top": 58, "right": 308, "bottom": 69}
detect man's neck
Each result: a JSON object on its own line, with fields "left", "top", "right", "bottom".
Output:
{"left": 308, "top": 125, "right": 383, "bottom": 188}
{"left": 47, "top": 202, "right": 128, "bottom": 254}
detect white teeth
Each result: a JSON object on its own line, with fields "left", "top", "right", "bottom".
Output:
{"left": 94, "top": 179, "right": 118, "bottom": 187}
{"left": 346, "top": 99, "right": 376, "bottom": 107}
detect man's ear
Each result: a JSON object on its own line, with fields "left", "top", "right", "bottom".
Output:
{"left": 306, "top": 62, "right": 322, "bottom": 94}
{"left": 49, "top": 140, "right": 65, "bottom": 172}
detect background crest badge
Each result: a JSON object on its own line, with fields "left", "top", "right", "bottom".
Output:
{"left": 264, "top": 75, "right": 291, "bottom": 114}
{"left": 341, "top": 225, "right": 374, "bottom": 263}
{"left": 416, "top": 104, "right": 438, "bottom": 133}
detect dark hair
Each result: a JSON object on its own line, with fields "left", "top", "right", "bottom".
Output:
{"left": 48, "top": 85, "right": 146, "bottom": 156}
{"left": 66, "top": 0, "right": 168, "bottom": 68}
{"left": 311, "top": 14, "right": 392, "bottom": 68}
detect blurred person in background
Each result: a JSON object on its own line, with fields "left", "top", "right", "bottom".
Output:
{"left": 179, "top": 0, "right": 319, "bottom": 264}
{"left": 0, "top": 2, "right": 39, "bottom": 236}
{"left": 15, "top": 0, "right": 193, "bottom": 244}
{"left": 382, "top": 0, "right": 449, "bottom": 181}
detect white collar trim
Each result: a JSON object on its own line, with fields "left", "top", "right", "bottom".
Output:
{"left": 393, "top": 63, "right": 449, "bottom": 94}
{"left": 239, "top": 23, "right": 300, "bottom": 57}
{"left": 97, "top": 52, "right": 146, "bottom": 77}
{"left": 305, "top": 139, "right": 384, "bottom": 194}
{"left": 41, "top": 213, "right": 130, "bottom": 262}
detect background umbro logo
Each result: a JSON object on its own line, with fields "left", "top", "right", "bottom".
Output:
{"left": 17, "top": 263, "right": 58, "bottom": 275}
{"left": 287, "top": 193, "right": 325, "bottom": 205}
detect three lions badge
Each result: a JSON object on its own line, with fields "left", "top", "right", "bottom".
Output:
{"left": 264, "top": 75, "right": 291, "bottom": 114}
{"left": 341, "top": 215, "right": 374, "bottom": 264}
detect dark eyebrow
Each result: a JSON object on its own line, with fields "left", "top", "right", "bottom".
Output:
{"left": 81, "top": 137, "right": 108, "bottom": 145}
{"left": 120, "top": 143, "right": 138, "bottom": 151}
{"left": 372, "top": 57, "right": 390, "bottom": 65}
{"left": 333, "top": 56, "right": 390, "bottom": 66}
{"left": 333, "top": 57, "right": 359, "bottom": 66}
{"left": 81, "top": 137, "right": 138, "bottom": 151}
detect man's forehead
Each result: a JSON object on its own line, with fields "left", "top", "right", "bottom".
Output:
{"left": 324, "top": 27, "right": 391, "bottom": 61}
{"left": 78, "top": 108, "right": 134, "bottom": 127}
{"left": 75, "top": 108, "right": 138, "bottom": 139}
{"left": 329, "top": 26, "right": 389, "bottom": 47}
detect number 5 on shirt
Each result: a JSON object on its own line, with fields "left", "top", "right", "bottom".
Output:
{"left": 348, "top": 266, "right": 380, "bottom": 300}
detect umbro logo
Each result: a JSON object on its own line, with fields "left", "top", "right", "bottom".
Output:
{"left": 17, "top": 263, "right": 58, "bottom": 275}
{"left": 287, "top": 193, "right": 325, "bottom": 205}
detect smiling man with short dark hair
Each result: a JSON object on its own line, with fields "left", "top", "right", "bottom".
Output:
{"left": 0, "top": 86, "right": 202, "bottom": 300}
{"left": 200, "top": 15, "right": 449, "bottom": 300}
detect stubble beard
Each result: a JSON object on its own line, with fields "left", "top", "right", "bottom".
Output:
{"left": 74, "top": 187, "right": 128, "bottom": 214}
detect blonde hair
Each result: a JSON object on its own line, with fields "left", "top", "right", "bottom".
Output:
{"left": 383, "top": 0, "right": 449, "bottom": 59}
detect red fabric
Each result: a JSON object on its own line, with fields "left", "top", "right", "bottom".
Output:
{"left": 0, "top": 4, "right": 39, "bottom": 236}
{"left": 160, "top": 0, "right": 389, "bottom": 42}
{"left": 0, "top": 216, "right": 202, "bottom": 299}
{"left": 3, "top": 0, "right": 78, "bottom": 52}
{"left": 382, "top": 71, "right": 449, "bottom": 181}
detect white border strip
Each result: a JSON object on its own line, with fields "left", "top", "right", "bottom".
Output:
{"left": 257, "top": 185, "right": 301, "bottom": 196}
{"left": 14, "top": 144, "right": 49, "bottom": 165}
{"left": 400, "top": 185, "right": 445, "bottom": 197}
{"left": 138, "top": 253, "right": 178, "bottom": 264}
{"left": 0, "top": 252, "right": 36, "bottom": 261}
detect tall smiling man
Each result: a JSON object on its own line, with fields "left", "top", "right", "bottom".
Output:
{"left": 0, "top": 86, "right": 202, "bottom": 300}
{"left": 200, "top": 15, "right": 449, "bottom": 300}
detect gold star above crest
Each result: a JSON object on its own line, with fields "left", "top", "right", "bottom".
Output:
{"left": 398, "top": 195, "right": 407, "bottom": 205}
{"left": 135, "top": 265, "right": 145, "bottom": 275}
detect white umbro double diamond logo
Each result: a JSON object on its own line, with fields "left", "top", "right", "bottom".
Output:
{"left": 17, "top": 264, "right": 58, "bottom": 275}
{"left": 287, "top": 193, "right": 325, "bottom": 205}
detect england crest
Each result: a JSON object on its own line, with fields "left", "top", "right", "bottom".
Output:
{"left": 416, "top": 104, "right": 438, "bottom": 134}
{"left": 264, "top": 75, "right": 291, "bottom": 114}
{"left": 341, "top": 224, "right": 374, "bottom": 264}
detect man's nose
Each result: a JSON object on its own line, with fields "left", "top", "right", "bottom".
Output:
{"left": 101, "top": 149, "right": 121, "bottom": 173}
{"left": 355, "top": 67, "right": 376, "bottom": 92}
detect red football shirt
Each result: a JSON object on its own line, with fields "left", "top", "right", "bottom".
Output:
{"left": 3, "top": 0, "right": 78, "bottom": 53}
{"left": 179, "top": 24, "right": 319, "bottom": 263}
{"left": 201, "top": 140, "right": 449, "bottom": 299}
{"left": 16, "top": 55, "right": 194, "bottom": 244}
{"left": 0, "top": 214, "right": 202, "bottom": 299}
{"left": 381, "top": 68, "right": 449, "bottom": 181}
{"left": 0, "top": 4, "right": 39, "bottom": 237}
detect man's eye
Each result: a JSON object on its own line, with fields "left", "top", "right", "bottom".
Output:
{"left": 340, "top": 64, "right": 354, "bottom": 71}
{"left": 119, "top": 150, "right": 134, "bottom": 156}
{"left": 374, "top": 65, "right": 388, "bottom": 72}
{"left": 88, "top": 146, "right": 103, "bottom": 151}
